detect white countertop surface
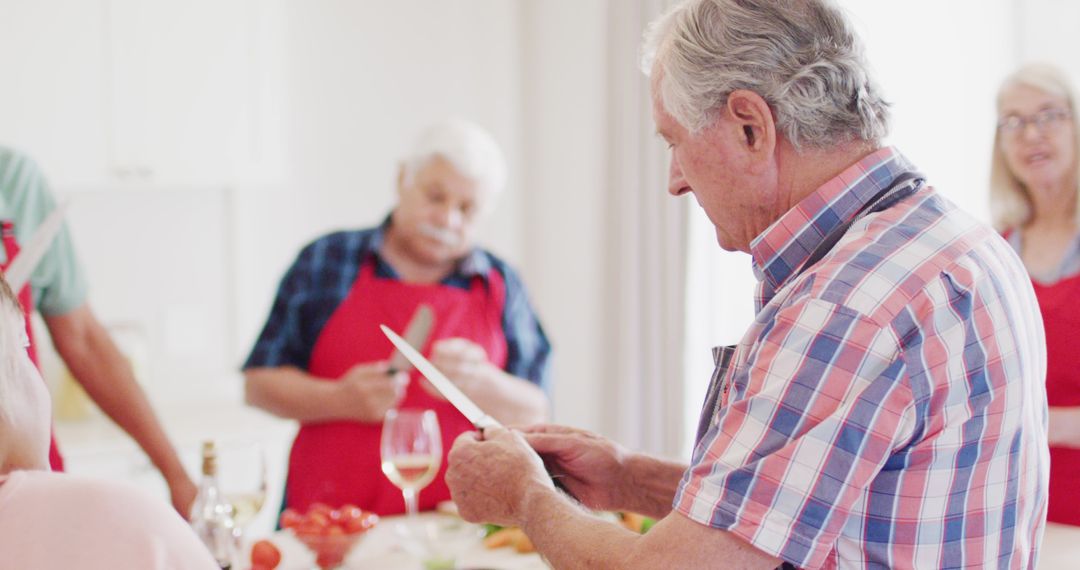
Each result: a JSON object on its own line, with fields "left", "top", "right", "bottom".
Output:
{"left": 253, "top": 513, "right": 549, "bottom": 570}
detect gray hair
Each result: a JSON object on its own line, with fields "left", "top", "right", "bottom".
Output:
{"left": 0, "top": 274, "right": 22, "bottom": 419}
{"left": 401, "top": 118, "right": 507, "bottom": 195}
{"left": 989, "top": 63, "right": 1080, "bottom": 230}
{"left": 641, "top": 0, "right": 890, "bottom": 150}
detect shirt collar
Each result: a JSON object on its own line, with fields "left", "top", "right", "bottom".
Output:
{"left": 367, "top": 214, "right": 492, "bottom": 279}
{"left": 748, "top": 147, "right": 917, "bottom": 308}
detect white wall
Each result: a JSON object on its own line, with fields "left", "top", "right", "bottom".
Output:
{"left": 231, "top": 0, "right": 525, "bottom": 369}
{"left": 844, "top": 0, "right": 1016, "bottom": 220}
{"left": 1017, "top": 0, "right": 1080, "bottom": 84}
{"left": 517, "top": 1, "right": 610, "bottom": 431}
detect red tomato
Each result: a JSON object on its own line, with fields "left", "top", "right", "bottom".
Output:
{"left": 295, "top": 520, "right": 324, "bottom": 537}
{"left": 338, "top": 505, "right": 363, "bottom": 521}
{"left": 325, "top": 524, "right": 346, "bottom": 537}
{"left": 308, "top": 502, "right": 334, "bottom": 517}
{"left": 250, "top": 540, "right": 282, "bottom": 569}
{"left": 307, "top": 511, "right": 331, "bottom": 529}
{"left": 328, "top": 508, "right": 344, "bottom": 523}
{"left": 279, "top": 509, "right": 303, "bottom": 530}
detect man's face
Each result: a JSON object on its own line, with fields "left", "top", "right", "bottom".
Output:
{"left": 651, "top": 81, "right": 779, "bottom": 253}
{"left": 392, "top": 156, "right": 493, "bottom": 266}
{"left": 0, "top": 310, "right": 51, "bottom": 471}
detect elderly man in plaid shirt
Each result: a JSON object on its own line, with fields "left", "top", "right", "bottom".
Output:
{"left": 445, "top": 0, "right": 1050, "bottom": 568}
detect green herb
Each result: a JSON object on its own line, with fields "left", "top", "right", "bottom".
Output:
{"left": 640, "top": 517, "right": 657, "bottom": 534}
{"left": 424, "top": 557, "right": 456, "bottom": 570}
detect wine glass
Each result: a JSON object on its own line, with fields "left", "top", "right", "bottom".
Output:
{"left": 380, "top": 409, "right": 442, "bottom": 517}
{"left": 217, "top": 442, "right": 269, "bottom": 543}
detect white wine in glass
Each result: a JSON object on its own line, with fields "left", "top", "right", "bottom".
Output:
{"left": 225, "top": 491, "right": 267, "bottom": 529}
{"left": 219, "top": 442, "right": 268, "bottom": 531}
{"left": 381, "top": 409, "right": 442, "bottom": 517}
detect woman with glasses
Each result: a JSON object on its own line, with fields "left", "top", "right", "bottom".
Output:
{"left": 991, "top": 63, "right": 1080, "bottom": 526}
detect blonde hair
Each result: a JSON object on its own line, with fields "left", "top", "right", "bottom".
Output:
{"left": 990, "top": 63, "right": 1080, "bottom": 230}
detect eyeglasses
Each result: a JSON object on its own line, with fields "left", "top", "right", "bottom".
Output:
{"left": 997, "top": 108, "right": 1072, "bottom": 136}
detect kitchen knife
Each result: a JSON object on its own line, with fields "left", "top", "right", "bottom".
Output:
{"left": 387, "top": 304, "right": 435, "bottom": 374}
{"left": 381, "top": 324, "right": 500, "bottom": 430}
{"left": 3, "top": 201, "right": 69, "bottom": 292}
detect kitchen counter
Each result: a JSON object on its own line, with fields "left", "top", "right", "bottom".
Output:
{"left": 54, "top": 399, "right": 297, "bottom": 537}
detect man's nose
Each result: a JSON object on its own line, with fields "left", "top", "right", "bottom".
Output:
{"left": 435, "top": 205, "right": 463, "bottom": 228}
{"left": 668, "top": 158, "right": 689, "bottom": 196}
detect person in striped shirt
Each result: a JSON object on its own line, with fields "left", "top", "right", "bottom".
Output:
{"left": 445, "top": 1, "right": 1049, "bottom": 568}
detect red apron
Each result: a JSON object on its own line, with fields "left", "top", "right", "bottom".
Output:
{"left": 2, "top": 220, "right": 65, "bottom": 471}
{"left": 1033, "top": 271, "right": 1080, "bottom": 526}
{"left": 285, "top": 258, "right": 507, "bottom": 515}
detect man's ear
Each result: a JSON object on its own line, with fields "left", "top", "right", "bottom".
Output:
{"left": 725, "top": 90, "right": 776, "bottom": 154}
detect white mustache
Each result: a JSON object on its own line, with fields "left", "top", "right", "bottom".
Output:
{"left": 418, "top": 223, "right": 462, "bottom": 247}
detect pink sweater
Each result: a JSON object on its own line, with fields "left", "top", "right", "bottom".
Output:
{"left": 0, "top": 470, "right": 218, "bottom": 569}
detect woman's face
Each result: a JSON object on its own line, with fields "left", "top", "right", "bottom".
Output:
{"left": 0, "top": 309, "right": 51, "bottom": 472}
{"left": 998, "top": 83, "right": 1077, "bottom": 193}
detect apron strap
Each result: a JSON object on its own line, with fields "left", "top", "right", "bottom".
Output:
{"left": 798, "top": 171, "right": 925, "bottom": 279}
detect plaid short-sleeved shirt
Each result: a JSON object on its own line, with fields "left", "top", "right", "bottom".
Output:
{"left": 675, "top": 148, "right": 1049, "bottom": 569}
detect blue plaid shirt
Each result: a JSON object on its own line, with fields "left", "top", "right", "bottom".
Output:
{"left": 243, "top": 219, "right": 551, "bottom": 389}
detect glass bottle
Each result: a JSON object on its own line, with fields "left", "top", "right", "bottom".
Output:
{"left": 190, "top": 440, "right": 237, "bottom": 569}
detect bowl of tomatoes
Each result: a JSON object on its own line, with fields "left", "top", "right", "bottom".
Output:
{"left": 280, "top": 503, "right": 379, "bottom": 569}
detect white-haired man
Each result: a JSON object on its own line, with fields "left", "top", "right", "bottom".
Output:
{"left": 244, "top": 118, "right": 550, "bottom": 516}
{"left": 445, "top": 1, "right": 1048, "bottom": 568}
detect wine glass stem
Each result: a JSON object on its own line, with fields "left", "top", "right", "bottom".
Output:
{"left": 403, "top": 488, "right": 418, "bottom": 517}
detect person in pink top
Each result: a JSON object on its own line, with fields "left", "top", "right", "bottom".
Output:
{"left": 0, "top": 273, "right": 218, "bottom": 570}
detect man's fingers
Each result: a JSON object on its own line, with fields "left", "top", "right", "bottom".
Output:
{"left": 452, "top": 429, "right": 483, "bottom": 447}
{"left": 524, "top": 432, "right": 578, "bottom": 455}
{"left": 351, "top": 360, "right": 391, "bottom": 375}
{"left": 481, "top": 424, "right": 511, "bottom": 441}
{"left": 521, "top": 423, "right": 581, "bottom": 436}
{"left": 433, "top": 337, "right": 488, "bottom": 362}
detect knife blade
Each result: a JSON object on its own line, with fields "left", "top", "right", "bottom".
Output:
{"left": 387, "top": 304, "right": 435, "bottom": 374}
{"left": 3, "top": 201, "right": 69, "bottom": 292}
{"left": 380, "top": 324, "right": 500, "bottom": 430}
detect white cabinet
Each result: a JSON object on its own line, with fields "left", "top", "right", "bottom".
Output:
{"left": 0, "top": 0, "right": 255, "bottom": 190}
{"left": 0, "top": 0, "right": 112, "bottom": 188}
{"left": 104, "top": 0, "right": 255, "bottom": 188}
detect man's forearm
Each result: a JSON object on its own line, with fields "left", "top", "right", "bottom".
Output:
{"left": 520, "top": 486, "right": 642, "bottom": 569}
{"left": 45, "top": 307, "right": 188, "bottom": 485}
{"left": 244, "top": 366, "right": 348, "bottom": 422}
{"left": 620, "top": 453, "right": 687, "bottom": 518}
{"left": 518, "top": 484, "right": 781, "bottom": 570}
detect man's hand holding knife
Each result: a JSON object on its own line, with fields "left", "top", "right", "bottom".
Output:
{"left": 336, "top": 361, "right": 408, "bottom": 423}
